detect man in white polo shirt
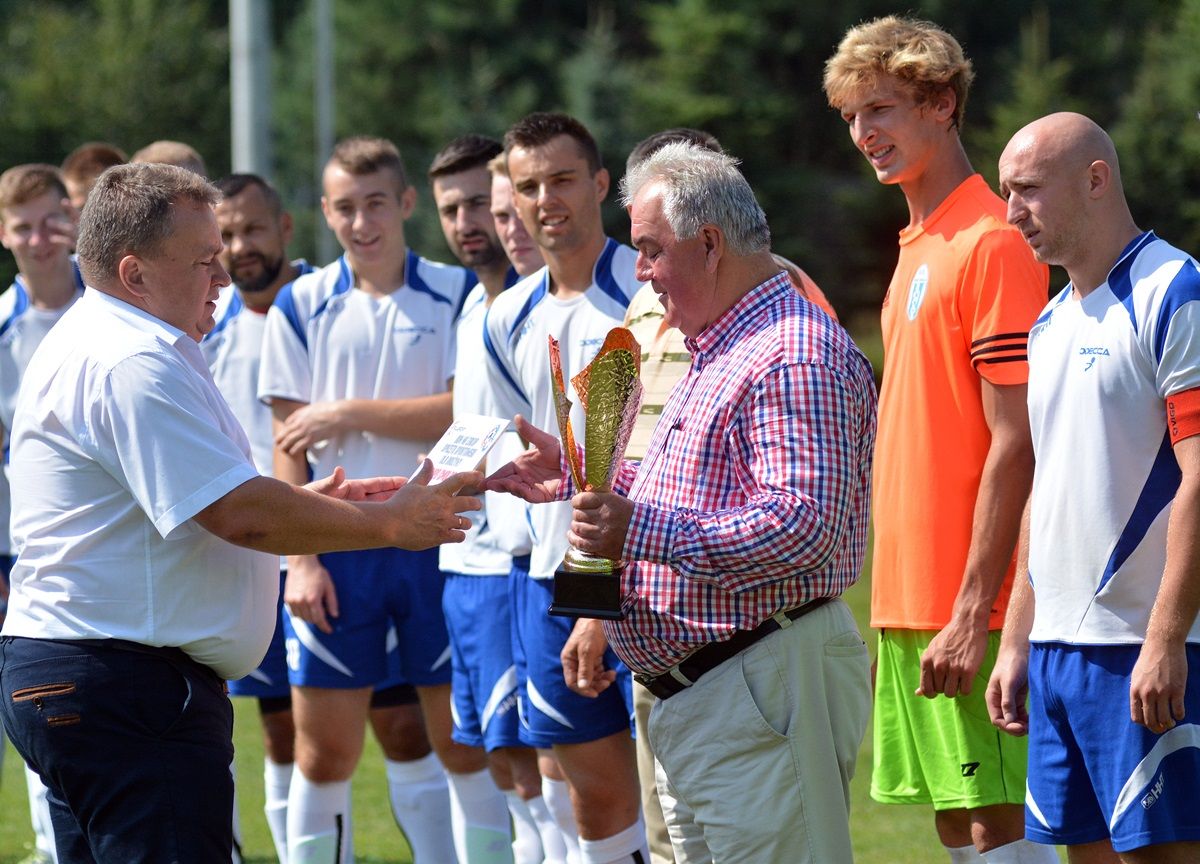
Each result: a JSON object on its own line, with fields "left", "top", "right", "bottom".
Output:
{"left": 0, "top": 163, "right": 480, "bottom": 863}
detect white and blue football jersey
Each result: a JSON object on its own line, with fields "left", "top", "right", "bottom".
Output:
{"left": 1027, "top": 232, "right": 1200, "bottom": 645}
{"left": 258, "top": 250, "right": 472, "bottom": 480}
{"left": 483, "top": 239, "right": 643, "bottom": 579}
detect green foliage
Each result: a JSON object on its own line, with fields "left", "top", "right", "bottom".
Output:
{"left": 1114, "top": 0, "right": 1200, "bottom": 253}
{"left": 0, "top": 0, "right": 1194, "bottom": 310}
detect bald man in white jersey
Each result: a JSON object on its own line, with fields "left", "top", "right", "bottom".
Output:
{"left": 990, "top": 113, "right": 1200, "bottom": 863}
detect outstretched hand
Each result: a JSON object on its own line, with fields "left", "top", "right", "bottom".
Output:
{"left": 484, "top": 415, "right": 564, "bottom": 503}
{"left": 385, "top": 459, "right": 483, "bottom": 549}
{"left": 308, "top": 466, "right": 408, "bottom": 502}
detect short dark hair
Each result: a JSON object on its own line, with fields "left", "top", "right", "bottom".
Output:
{"left": 328, "top": 136, "right": 409, "bottom": 192}
{"left": 504, "top": 112, "right": 602, "bottom": 175}
{"left": 215, "top": 173, "right": 283, "bottom": 217}
{"left": 61, "top": 142, "right": 128, "bottom": 185}
{"left": 626, "top": 128, "right": 722, "bottom": 176}
{"left": 77, "top": 163, "right": 219, "bottom": 286}
{"left": 428, "top": 135, "right": 503, "bottom": 180}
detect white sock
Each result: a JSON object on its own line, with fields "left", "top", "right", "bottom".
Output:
{"left": 577, "top": 817, "right": 651, "bottom": 864}
{"left": 527, "top": 793, "right": 568, "bottom": 864}
{"left": 264, "top": 759, "right": 294, "bottom": 864}
{"left": 446, "top": 768, "right": 514, "bottom": 863}
{"left": 982, "top": 839, "right": 1060, "bottom": 864}
{"left": 504, "top": 790, "right": 543, "bottom": 864}
{"left": 385, "top": 755, "right": 455, "bottom": 863}
{"left": 287, "top": 772, "right": 350, "bottom": 863}
{"left": 25, "top": 763, "right": 58, "bottom": 861}
{"left": 947, "top": 845, "right": 984, "bottom": 863}
{"left": 229, "top": 760, "right": 243, "bottom": 864}
{"left": 542, "top": 776, "right": 581, "bottom": 862}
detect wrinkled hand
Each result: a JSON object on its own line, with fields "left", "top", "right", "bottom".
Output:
{"left": 484, "top": 416, "right": 563, "bottom": 503}
{"left": 916, "top": 617, "right": 989, "bottom": 698}
{"left": 561, "top": 618, "right": 616, "bottom": 698}
{"left": 985, "top": 644, "right": 1030, "bottom": 736}
{"left": 385, "top": 459, "right": 482, "bottom": 549}
{"left": 568, "top": 491, "right": 633, "bottom": 561}
{"left": 277, "top": 401, "right": 344, "bottom": 456}
{"left": 1130, "top": 637, "right": 1187, "bottom": 733}
{"left": 285, "top": 555, "right": 338, "bottom": 634}
{"left": 307, "top": 465, "right": 408, "bottom": 502}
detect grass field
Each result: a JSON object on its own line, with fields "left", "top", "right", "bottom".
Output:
{"left": 0, "top": 570, "right": 997, "bottom": 864}
{"left": 0, "top": 318, "right": 1063, "bottom": 861}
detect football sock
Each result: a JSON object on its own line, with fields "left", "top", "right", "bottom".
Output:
{"left": 25, "top": 763, "right": 58, "bottom": 860}
{"left": 287, "top": 772, "right": 350, "bottom": 863}
{"left": 385, "top": 754, "right": 455, "bottom": 862}
{"left": 527, "top": 792, "right": 569, "bottom": 864}
{"left": 983, "top": 839, "right": 1060, "bottom": 863}
{"left": 577, "top": 817, "right": 651, "bottom": 864}
{"left": 264, "top": 758, "right": 294, "bottom": 864}
{"left": 504, "top": 789, "right": 544, "bottom": 864}
{"left": 446, "top": 767, "right": 514, "bottom": 863}
{"left": 542, "top": 776, "right": 581, "bottom": 862}
{"left": 946, "top": 845, "right": 984, "bottom": 863}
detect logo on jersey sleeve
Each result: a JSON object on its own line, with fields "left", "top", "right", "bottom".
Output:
{"left": 906, "top": 264, "right": 929, "bottom": 320}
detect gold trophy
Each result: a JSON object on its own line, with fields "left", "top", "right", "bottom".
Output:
{"left": 547, "top": 327, "right": 643, "bottom": 620}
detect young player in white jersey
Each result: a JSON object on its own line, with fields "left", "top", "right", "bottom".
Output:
{"left": 0, "top": 163, "right": 83, "bottom": 864}
{"left": 257, "top": 136, "right": 480, "bottom": 864}
{"left": 430, "top": 134, "right": 572, "bottom": 864}
{"left": 483, "top": 112, "right": 648, "bottom": 864}
{"left": 989, "top": 113, "right": 1200, "bottom": 862}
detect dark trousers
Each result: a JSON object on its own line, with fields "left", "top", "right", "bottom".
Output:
{"left": 0, "top": 636, "right": 234, "bottom": 863}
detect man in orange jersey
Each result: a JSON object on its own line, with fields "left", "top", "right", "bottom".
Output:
{"left": 825, "top": 17, "right": 1053, "bottom": 864}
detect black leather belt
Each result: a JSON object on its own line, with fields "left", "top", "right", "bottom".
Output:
{"left": 634, "top": 597, "right": 833, "bottom": 700}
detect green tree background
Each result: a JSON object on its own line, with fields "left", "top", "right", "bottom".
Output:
{"left": 0, "top": 0, "right": 1195, "bottom": 308}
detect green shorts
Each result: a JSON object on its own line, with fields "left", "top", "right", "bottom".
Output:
{"left": 871, "top": 628, "right": 1028, "bottom": 810}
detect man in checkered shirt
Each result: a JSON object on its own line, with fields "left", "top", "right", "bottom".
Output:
{"left": 488, "top": 142, "right": 876, "bottom": 863}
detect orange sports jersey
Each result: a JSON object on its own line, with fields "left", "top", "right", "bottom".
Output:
{"left": 871, "top": 174, "right": 1049, "bottom": 631}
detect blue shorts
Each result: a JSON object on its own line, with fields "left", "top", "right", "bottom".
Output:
{"left": 511, "top": 560, "right": 633, "bottom": 747}
{"left": 444, "top": 571, "right": 522, "bottom": 750}
{"left": 228, "top": 572, "right": 291, "bottom": 700}
{"left": 283, "top": 547, "right": 451, "bottom": 689}
{"left": 1026, "top": 642, "right": 1200, "bottom": 852}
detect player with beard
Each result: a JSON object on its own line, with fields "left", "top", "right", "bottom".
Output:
{"left": 205, "top": 174, "right": 313, "bottom": 863}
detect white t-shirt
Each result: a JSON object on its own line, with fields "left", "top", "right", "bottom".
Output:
{"left": 258, "top": 250, "right": 471, "bottom": 480}
{"left": 201, "top": 261, "right": 313, "bottom": 474}
{"left": 483, "top": 239, "right": 643, "bottom": 578}
{"left": 4, "top": 288, "right": 275, "bottom": 680}
{"left": 440, "top": 282, "right": 528, "bottom": 576}
{"left": 1027, "top": 232, "right": 1200, "bottom": 645}
{"left": 0, "top": 264, "right": 85, "bottom": 555}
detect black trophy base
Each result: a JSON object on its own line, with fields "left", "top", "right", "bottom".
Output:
{"left": 549, "top": 562, "right": 626, "bottom": 620}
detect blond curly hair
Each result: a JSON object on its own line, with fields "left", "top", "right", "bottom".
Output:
{"left": 823, "top": 16, "right": 975, "bottom": 129}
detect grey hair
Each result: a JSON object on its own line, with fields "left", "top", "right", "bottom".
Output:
{"left": 77, "top": 163, "right": 219, "bottom": 286}
{"left": 619, "top": 142, "right": 770, "bottom": 255}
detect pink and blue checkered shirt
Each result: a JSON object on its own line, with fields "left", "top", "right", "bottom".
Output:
{"left": 602, "top": 272, "right": 877, "bottom": 675}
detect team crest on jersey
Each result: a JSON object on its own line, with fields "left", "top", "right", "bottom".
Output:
{"left": 906, "top": 264, "right": 929, "bottom": 320}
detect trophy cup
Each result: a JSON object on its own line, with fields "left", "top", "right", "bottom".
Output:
{"left": 547, "top": 327, "right": 643, "bottom": 620}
